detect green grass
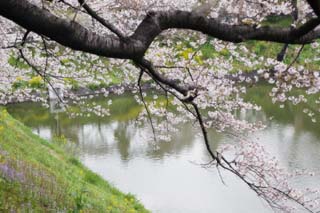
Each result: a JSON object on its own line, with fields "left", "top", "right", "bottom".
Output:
{"left": 0, "top": 109, "right": 149, "bottom": 212}
{"left": 261, "top": 15, "right": 293, "bottom": 28}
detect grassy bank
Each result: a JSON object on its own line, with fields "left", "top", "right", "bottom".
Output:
{"left": 0, "top": 109, "right": 149, "bottom": 212}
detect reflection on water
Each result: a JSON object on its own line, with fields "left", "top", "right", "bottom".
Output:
{"left": 6, "top": 87, "right": 320, "bottom": 213}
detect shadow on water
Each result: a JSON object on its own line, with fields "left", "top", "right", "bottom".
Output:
{"left": 6, "top": 94, "right": 199, "bottom": 161}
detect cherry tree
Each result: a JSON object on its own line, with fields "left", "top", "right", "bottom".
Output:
{"left": 1, "top": 0, "right": 320, "bottom": 212}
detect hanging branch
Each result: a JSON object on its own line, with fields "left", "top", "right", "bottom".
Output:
{"left": 1, "top": 1, "right": 320, "bottom": 212}
{"left": 285, "top": 44, "right": 305, "bottom": 72}
{"left": 17, "top": 43, "right": 65, "bottom": 105}
{"left": 14, "top": 31, "right": 64, "bottom": 105}
{"left": 135, "top": 54, "right": 319, "bottom": 212}
{"left": 137, "top": 68, "right": 157, "bottom": 142}
{"left": 19, "top": 49, "right": 64, "bottom": 105}
{"left": 2, "top": 0, "right": 320, "bottom": 61}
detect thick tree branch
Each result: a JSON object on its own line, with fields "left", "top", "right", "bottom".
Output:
{"left": 1, "top": 1, "right": 319, "bottom": 211}
{"left": 136, "top": 58, "right": 191, "bottom": 96}
{"left": 0, "top": 0, "right": 144, "bottom": 59}
{"left": 306, "top": 0, "right": 320, "bottom": 17}
{"left": 1, "top": 0, "right": 320, "bottom": 61}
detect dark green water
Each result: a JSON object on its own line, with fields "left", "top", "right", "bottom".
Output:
{"left": 6, "top": 85, "right": 320, "bottom": 213}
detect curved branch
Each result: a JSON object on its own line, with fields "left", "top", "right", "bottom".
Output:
{"left": 306, "top": 0, "right": 320, "bottom": 17}
{"left": 136, "top": 58, "right": 191, "bottom": 96}
{"left": 0, "top": 0, "right": 144, "bottom": 59}
{"left": 1, "top": 0, "right": 320, "bottom": 61}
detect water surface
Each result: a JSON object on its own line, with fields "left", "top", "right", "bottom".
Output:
{"left": 7, "top": 86, "right": 320, "bottom": 213}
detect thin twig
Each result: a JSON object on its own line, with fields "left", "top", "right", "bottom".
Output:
{"left": 137, "top": 69, "right": 157, "bottom": 142}
{"left": 284, "top": 44, "right": 305, "bottom": 73}
{"left": 78, "top": 0, "right": 125, "bottom": 39}
{"left": 19, "top": 49, "right": 64, "bottom": 105}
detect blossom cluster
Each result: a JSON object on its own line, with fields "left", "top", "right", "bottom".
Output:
{"left": 0, "top": 0, "right": 319, "bottom": 212}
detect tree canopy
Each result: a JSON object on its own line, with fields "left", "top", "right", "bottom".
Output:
{"left": 1, "top": 0, "right": 320, "bottom": 212}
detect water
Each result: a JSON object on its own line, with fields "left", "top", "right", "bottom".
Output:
{"left": 6, "top": 86, "right": 320, "bottom": 213}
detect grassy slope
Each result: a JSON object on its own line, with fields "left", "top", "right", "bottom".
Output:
{"left": 0, "top": 109, "right": 149, "bottom": 213}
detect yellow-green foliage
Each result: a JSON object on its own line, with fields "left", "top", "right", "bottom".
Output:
{"left": 0, "top": 109, "right": 149, "bottom": 212}
{"left": 28, "top": 76, "right": 44, "bottom": 88}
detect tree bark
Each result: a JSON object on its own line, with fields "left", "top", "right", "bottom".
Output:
{"left": 0, "top": 0, "right": 320, "bottom": 60}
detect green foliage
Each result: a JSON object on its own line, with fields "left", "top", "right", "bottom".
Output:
{"left": 28, "top": 76, "right": 45, "bottom": 88}
{"left": 88, "top": 83, "right": 101, "bottom": 90}
{"left": 12, "top": 75, "right": 46, "bottom": 90}
{"left": 0, "top": 109, "right": 149, "bottom": 212}
{"left": 64, "top": 78, "right": 80, "bottom": 90}
{"left": 261, "top": 15, "right": 293, "bottom": 27}
{"left": 12, "top": 76, "right": 28, "bottom": 90}
{"left": 8, "top": 54, "right": 29, "bottom": 70}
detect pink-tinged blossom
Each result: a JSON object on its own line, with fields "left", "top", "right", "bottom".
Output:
{"left": 0, "top": 0, "right": 319, "bottom": 212}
